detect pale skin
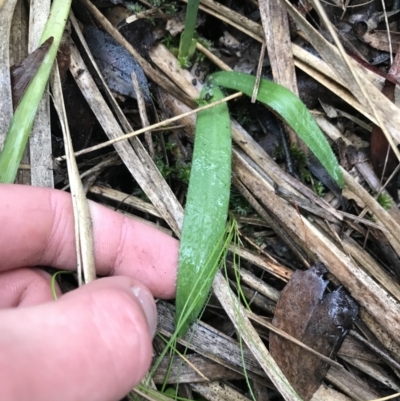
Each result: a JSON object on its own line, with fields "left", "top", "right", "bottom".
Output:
{"left": 0, "top": 184, "right": 180, "bottom": 401}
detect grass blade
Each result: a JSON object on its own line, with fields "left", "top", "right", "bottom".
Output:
{"left": 175, "top": 84, "right": 232, "bottom": 337}
{"left": 178, "top": 0, "right": 200, "bottom": 67}
{"left": 209, "top": 71, "right": 344, "bottom": 188}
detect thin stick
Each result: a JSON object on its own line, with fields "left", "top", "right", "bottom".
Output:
{"left": 251, "top": 41, "right": 266, "bottom": 103}
{"left": 51, "top": 65, "right": 96, "bottom": 284}
{"left": 131, "top": 71, "right": 154, "bottom": 158}
{"left": 56, "top": 92, "right": 242, "bottom": 160}
{"left": 196, "top": 42, "right": 231, "bottom": 71}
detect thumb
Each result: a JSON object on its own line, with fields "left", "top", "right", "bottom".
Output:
{"left": 0, "top": 276, "right": 157, "bottom": 401}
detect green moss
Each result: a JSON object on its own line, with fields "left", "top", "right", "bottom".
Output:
{"left": 162, "top": 34, "right": 179, "bottom": 57}
{"left": 126, "top": 2, "right": 146, "bottom": 13}
{"left": 290, "top": 145, "right": 326, "bottom": 196}
{"left": 377, "top": 193, "right": 392, "bottom": 210}
{"left": 230, "top": 190, "right": 253, "bottom": 216}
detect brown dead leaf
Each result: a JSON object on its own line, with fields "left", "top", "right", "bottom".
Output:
{"left": 360, "top": 30, "right": 400, "bottom": 54}
{"left": 269, "top": 263, "right": 358, "bottom": 401}
{"left": 10, "top": 36, "right": 53, "bottom": 110}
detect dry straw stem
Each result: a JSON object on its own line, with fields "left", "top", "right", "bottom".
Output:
{"left": 251, "top": 41, "right": 266, "bottom": 103}
{"left": 131, "top": 71, "right": 154, "bottom": 158}
{"left": 360, "top": 308, "right": 400, "bottom": 365}
{"left": 90, "top": 185, "right": 163, "bottom": 219}
{"left": 29, "top": 0, "right": 53, "bottom": 187}
{"left": 50, "top": 65, "right": 96, "bottom": 284}
{"left": 56, "top": 92, "right": 242, "bottom": 159}
{"left": 259, "top": 0, "right": 298, "bottom": 95}
{"left": 190, "top": 381, "right": 255, "bottom": 401}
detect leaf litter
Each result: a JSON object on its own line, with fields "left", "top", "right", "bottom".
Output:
{"left": 4, "top": 0, "right": 400, "bottom": 399}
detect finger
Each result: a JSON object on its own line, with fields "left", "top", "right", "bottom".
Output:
{"left": 0, "top": 268, "right": 61, "bottom": 308}
{"left": 0, "top": 184, "right": 179, "bottom": 298}
{"left": 0, "top": 276, "right": 157, "bottom": 401}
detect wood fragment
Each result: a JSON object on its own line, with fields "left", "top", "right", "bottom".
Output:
{"left": 190, "top": 381, "right": 252, "bottom": 401}
{"left": 326, "top": 366, "right": 380, "bottom": 400}
{"left": 259, "top": 0, "right": 297, "bottom": 95}
{"left": 152, "top": 354, "right": 242, "bottom": 384}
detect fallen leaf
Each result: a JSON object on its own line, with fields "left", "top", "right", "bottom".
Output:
{"left": 269, "top": 263, "right": 359, "bottom": 401}
{"left": 10, "top": 37, "right": 54, "bottom": 110}
{"left": 83, "top": 26, "right": 150, "bottom": 102}
{"left": 360, "top": 30, "right": 400, "bottom": 54}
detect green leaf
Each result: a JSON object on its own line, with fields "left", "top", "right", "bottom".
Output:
{"left": 209, "top": 71, "right": 344, "bottom": 188}
{"left": 178, "top": 0, "right": 200, "bottom": 67}
{"left": 175, "top": 84, "right": 232, "bottom": 337}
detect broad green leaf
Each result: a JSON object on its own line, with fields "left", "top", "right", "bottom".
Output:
{"left": 175, "top": 84, "right": 232, "bottom": 337}
{"left": 209, "top": 71, "right": 344, "bottom": 188}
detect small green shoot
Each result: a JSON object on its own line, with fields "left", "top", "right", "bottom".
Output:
{"left": 50, "top": 271, "right": 74, "bottom": 300}
{"left": 178, "top": 0, "right": 200, "bottom": 67}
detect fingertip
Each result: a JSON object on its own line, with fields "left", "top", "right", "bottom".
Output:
{"left": 0, "top": 276, "right": 156, "bottom": 401}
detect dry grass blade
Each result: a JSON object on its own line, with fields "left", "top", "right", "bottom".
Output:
{"left": 259, "top": 0, "right": 297, "bottom": 95}
{"left": 55, "top": 92, "right": 242, "bottom": 159}
{"left": 190, "top": 381, "right": 252, "bottom": 401}
{"left": 198, "top": 0, "right": 263, "bottom": 38}
{"left": 342, "top": 170, "right": 400, "bottom": 255}
{"left": 131, "top": 71, "right": 154, "bottom": 159}
{"left": 212, "top": 271, "right": 302, "bottom": 401}
{"left": 251, "top": 41, "right": 265, "bottom": 103}
{"left": 50, "top": 64, "right": 96, "bottom": 284}
{"left": 311, "top": 0, "right": 400, "bottom": 168}
{"left": 90, "top": 185, "right": 162, "bottom": 218}
{"left": 28, "top": 0, "right": 54, "bottom": 187}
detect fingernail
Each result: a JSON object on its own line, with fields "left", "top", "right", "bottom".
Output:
{"left": 131, "top": 285, "right": 157, "bottom": 337}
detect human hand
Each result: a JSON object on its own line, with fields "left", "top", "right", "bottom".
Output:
{"left": 0, "top": 184, "right": 179, "bottom": 401}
